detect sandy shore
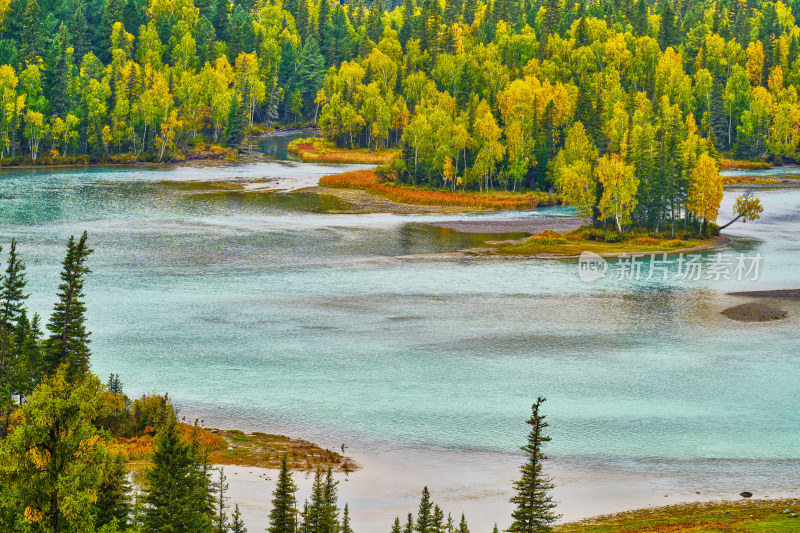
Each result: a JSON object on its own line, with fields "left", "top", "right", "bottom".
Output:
{"left": 219, "top": 444, "right": 798, "bottom": 532}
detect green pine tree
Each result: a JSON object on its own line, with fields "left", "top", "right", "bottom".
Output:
{"left": 44, "top": 231, "right": 93, "bottom": 381}
{"left": 392, "top": 516, "right": 402, "bottom": 533}
{"left": 297, "top": 37, "right": 326, "bottom": 120}
{"left": 322, "top": 468, "right": 340, "bottom": 533}
{"left": 458, "top": 514, "right": 469, "bottom": 533}
{"left": 404, "top": 513, "right": 414, "bottom": 533}
{"left": 342, "top": 504, "right": 353, "bottom": 533}
{"left": 142, "top": 420, "right": 214, "bottom": 532}
{"left": 508, "top": 397, "right": 560, "bottom": 533}
{"left": 96, "top": 455, "right": 132, "bottom": 530}
{"left": 20, "top": 0, "right": 43, "bottom": 62}
{"left": 225, "top": 95, "right": 246, "bottom": 148}
{"left": 213, "top": 468, "right": 229, "bottom": 533}
{"left": 0, "top": 239, "right": 26, "bottom": 331}
{"left": 230, "top": 503, "right": 247, "bottom": 533}
{"left": 303, "top": 467, "right": 325, "bottom": 532}
{"left": 415, "top": 487, "right": 433, "bottom": 533}
{"left": 268, "top": 454, "right": 298, "bottom": 533}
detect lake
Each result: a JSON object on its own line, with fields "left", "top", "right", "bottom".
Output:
{"left": 1, "top": 139, "right": 798, "bottom": 530}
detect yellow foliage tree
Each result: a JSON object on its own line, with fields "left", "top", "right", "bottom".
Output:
{"left": 596, "top": 153, "right": 639, "bottom": 233}
{"left": 686, "top": 152, "right": 723, "bottom": 234}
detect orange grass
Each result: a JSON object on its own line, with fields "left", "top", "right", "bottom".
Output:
{"left": 319, "top": 170, "right": 554, "bottom": 210}
{"left": 720, "top": 175, "right": 782, "bottom": 184}
{"left": 288, "top": 138, "right": 398, "bottom": 164}
{"left": 108, "top": 423, "right": 226, "bottom": 461}
{"left": 718, "top": 158, "right": 771, "bottom": 170}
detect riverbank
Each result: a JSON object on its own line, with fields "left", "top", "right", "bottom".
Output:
{"left": 559, "top": 498, "right": 800, "bottom": 532}
{"left": 463, "top": 227, "right": 730, "bottom": 258}
{"left": 312, "top": 169, "right": 556, "bottom": 212}
{"left": 213, "top": 437, "right": 800, "bottom": 532}
{"left": 288, "top": 137, "right": 399, "bottom": 164}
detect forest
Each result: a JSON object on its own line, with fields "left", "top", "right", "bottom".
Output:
{"left": 0, "top": 0, "right": 790, "bottom": 231}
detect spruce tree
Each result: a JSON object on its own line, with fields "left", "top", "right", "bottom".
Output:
{"left": 658, "top": 1, "right": 678, "bottom": 50}
{"left": 212, "top": 0, "right": 230, "bottom": 41}
{"left": 508, "top": 397, "right": 560, "bottom": 533}
{"left": 96, "top": 455, "right": 132, "bottom": 530}
{"left": 225, "top": 95, "right": 246, "bottom": 148}
{"left": 142, "top": 420, "right": 214, "bottom": 532}
{"left": 415, "top": 486, "right": 433, "bottom": 533}
{"left": 13, "top": 311, "right": 43, "bottom": 401}
{"left": 268, "top": 454, "right": 298, "bottom": 533}
{"left": 431, "top": 505, "right": 444, "bottom": 533}
{"left": 213, "top": 468, "right": 229, "bottom": 533}
{"left": 0, "top": 239, "right": 27, "bottom": 330}
{"left": 303, "top": 468, "right": 325, "bottom": 532}
{"left": 20, "top": 0, "right": 43, "bottom": 62}
{"left": 341, "top": 504, "right": 353, "bottom": 533}
{"left": 321, "top": 468, "right": 340, "bottom": 533}
{"left": 404, "top": 513, "right": 414, "bottom": 533}
{"left": 230, "top": 504, "right": 247, "bottom": 533}
{"left": 458, "top": 514, "right": 469, "bottom": 533}
{"left": 45, "top": 231, "right": 93, "bottom": 381}
{"left": 297, "top": 37, "right": 326, "bottom": 119}
{"left": 391, "top": 517, "right": 402, "bottom": 533}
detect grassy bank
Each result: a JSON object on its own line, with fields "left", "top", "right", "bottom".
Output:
{"left": 718, "top": 158, "right": 772, "bottom": 171}
{"left": 493, "top": 228, "right": 716, "bottom": 257}
{"left": 110, "top": 424, "right": 356, "bottom": 476}
{"left": 558, "top": 499, "right": 800, "bottom": 532}
{"left": 721, "top": 175, "right": 783, "bottom": 185}
{"left": 288, "top": 137, "right": 399, "bottom": 164}
{"left": 319, "top": 169, "right": 554, "bottom": 210}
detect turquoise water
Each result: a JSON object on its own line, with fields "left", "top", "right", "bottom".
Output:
{"left": 1, "top": 153, "right": 799, "bottom": 492}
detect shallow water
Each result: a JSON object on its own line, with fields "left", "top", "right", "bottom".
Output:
{"left": 2, "top": 150, "right": 799, "bottom": 529}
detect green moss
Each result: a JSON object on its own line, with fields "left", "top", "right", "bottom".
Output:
{"left": 557, "top": 499, "right": 800, "bottom": 533}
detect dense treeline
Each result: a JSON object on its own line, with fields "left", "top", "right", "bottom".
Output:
{"left": 0, "top": 0, "right": 787, "bottom": 231}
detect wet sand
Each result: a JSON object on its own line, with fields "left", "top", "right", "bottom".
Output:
{"left": 729, "top": 288, "right": 800, "bottom": 300}
{"left": 220, "top": 445, "right": 797, "bottom": 532}
{"left": 428, "top": 218, "right": 588, "bottom": 234}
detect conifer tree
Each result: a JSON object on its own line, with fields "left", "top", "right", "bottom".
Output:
{"left": 458, "top": 514, "right": 469, "bottom": 533}
{"left": 96, "top": 455, "right": 132, "bottom": 530}
{"left": 20, "top": 0, "right": 43, "bottom": 62}
{"left": 268, "top": 454, "right": 298, "bottom": 533}
{"left": 213, "top": 468, "right": 230, "bottom": 533}
{"left": 303, "top": 467, "right": 325, "bottom": 532}
{"left": 212, "top": 0, "right": 230, "bottom": 41}
{"left": 142, "top": 420, "right": 214, "bottom": 532}
{"left": 392, "top": 516, "right": 402, "bottom": 533}
{"left": 431, "top": 505, "right": 444, "bottom": 532}
{"left": 230, "top": 504, "right": 247, "bottom": 533}
{"left": 225, "top": 95, "right": 246, "bottom": 148}
{"left": 508, "top": 397, "right": 560, "bottom": 533}
{"left": 404, "top": 513, "right": 414, "bottom": 533}
{"left": 45, "top": 231, "right": 93, "bottom": 381}
{"left": 0, "top": 239, "right": 26, "bottom": 330}
{"left": 322, "top": 468, "right": 340, "bottom": 533}
{"left": 658, "top": 1, "right": 678, "bottom": 50}
{"left": 415, "top": 486, "right": 433, "bottom": 533}
{"left": 342, "top": 504, "right": 353, "bottom": 533}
